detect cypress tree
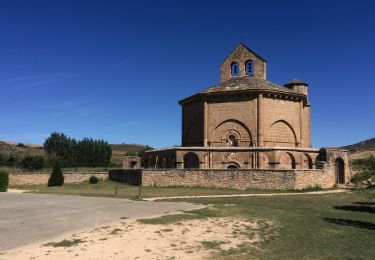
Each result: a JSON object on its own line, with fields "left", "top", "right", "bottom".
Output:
{"left": 47, "top": 162, "right": 64, "bottom": 187}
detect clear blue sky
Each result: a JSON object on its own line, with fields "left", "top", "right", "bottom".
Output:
{"left": 1, "top": 0, "right": 374, "bottom": 148}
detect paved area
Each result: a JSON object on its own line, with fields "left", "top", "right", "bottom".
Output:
{"left": 0, "top": 192, "right": 203, "bottom": 251}
{"left": 144, "top": 189, "right": 349, "bottom": 201}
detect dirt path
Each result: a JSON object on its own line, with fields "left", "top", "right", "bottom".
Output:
{"left": 143, "top": 189, "right": 349, "bottom": 201}
{"left": 2, "top": 216, "right": 275, "bottom": 260}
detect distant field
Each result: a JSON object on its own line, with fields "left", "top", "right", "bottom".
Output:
{"left": 351, "top": 149, "right": 375, "bottom": 160}
{"left": 0, "top": 141, "right": 149, "bottom": 166}
{"left": 9, "top": 180, "right": 329, "bottom": 199}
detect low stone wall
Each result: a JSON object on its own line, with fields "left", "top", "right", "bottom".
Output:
{"left": 142, "top": 169, "right": 296, "bottom": 190}
{"left": 9, "top": 172, "right": 108, "bottom": 185}
{"left": 294, "top": 169, "right": 335, "bottom": 189}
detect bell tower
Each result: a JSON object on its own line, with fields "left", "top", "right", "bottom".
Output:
{"left": 219, "top": 43, "right": 267, "bottom": 82}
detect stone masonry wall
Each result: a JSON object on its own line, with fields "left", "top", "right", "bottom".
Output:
{"left": 9, "top": 172, "right": 108, "bottom": 185}
{"left": 142, "top": 169, "right": 333, "bottom": 190}
{"left": 294, "top": 169, "right": 335, "bottom": 189}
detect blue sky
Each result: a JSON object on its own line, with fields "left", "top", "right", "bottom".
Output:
{"left": 1, "top": 0, "right": 374, "bottom": 148}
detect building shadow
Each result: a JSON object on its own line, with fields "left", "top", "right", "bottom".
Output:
{"left": 324, "top": 218, "right": 375, "bottom": 230}
{"left": 354, "top": 201, "right": 375, "bottom": 206}
{"left": 333, "top": 205, "right": 375, "bottom": 214}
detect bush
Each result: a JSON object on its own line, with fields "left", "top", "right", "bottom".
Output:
{"left": 5, "top": 154, "right": 20, "bottom": 167}
{"left": 89, "top": 175, "right": 99, "bottom": 184}
{"left": 17, "top": 143, "right": 26, "bottom": 148}
{"left": 351, "top": 156, "right": 375, "bottom": 186}
{"left": 0, "top": 171, "right": 9, "bottom": 192}
{"left": 48, "top": 163, "right": 64, "bottom": 187}
{"left": 22, "top": 155, "right": 45, "bottom": 171}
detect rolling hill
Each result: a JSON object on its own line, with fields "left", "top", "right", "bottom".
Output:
{"left": 0, "top": 141, "right": 150, "bottom": 165}
{"left": 341, "top": 137, "right": 375, "bottom": 160}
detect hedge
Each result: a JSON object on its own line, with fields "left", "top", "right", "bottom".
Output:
{"left": 0, "top": 170, "right": 9, "bottom": 192}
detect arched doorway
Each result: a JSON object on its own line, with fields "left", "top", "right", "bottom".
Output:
{"left": 335, "top": 158, "right": 345, "bottom": 184}
{"left": 183, "top": 152, "right": 200, "bottom": 169}
{"left": 279, "top": 152, "right": 296, "bottom": 169}
{"left": 303, "top": 153, "right": 313, "bottom": 169}
{"left": 130, "top": 161, "right": 137, "bottom": 168}
{"left": 227, "top": 164, "right": 239, "bottom": 169}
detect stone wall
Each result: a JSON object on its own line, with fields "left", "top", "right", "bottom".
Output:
{"left": 294, "top": 169, "right": 335, "bottom": 189}
{"left": 141, "top": 168, "right": 333, "bottom": 190}
{"left": 9, "top": 172, "right": 108, "bottom": 185}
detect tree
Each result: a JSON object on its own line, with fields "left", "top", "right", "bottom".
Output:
{"left": 47, "top": 162, "right": 64, "bottom": 187}
{"left": 22, "top": 155, "right": 45, "bottom": 171}
{"left": 0, "top": 170, "right": 9, "bottom": 192}
{"left": 43, "top": 132, "right": 112, "bottom": 168}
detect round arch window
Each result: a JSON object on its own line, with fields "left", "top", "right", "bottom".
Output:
{"left": 228, "top": 134, "right": 238, "bottom": 147}
{"left": 245, "top": 60, "right": 254, "bottom": 76}
{"left": 231, "top": 62, "right": 239, "bottom": 77}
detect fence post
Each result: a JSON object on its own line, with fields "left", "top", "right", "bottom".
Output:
{"left": 115, "top": 185, "right": 118, "bottom": 196}
{"left": 138, "top": 185, "right": 142, "bottom": 199}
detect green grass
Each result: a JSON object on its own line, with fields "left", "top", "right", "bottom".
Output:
{"left": 146, "top": 188, "right": 375, "bottom": 259}
{"left": 0, "top": 166, "right": 118, "bottom": 173}
{"left": 43, "top": 239, "right": 85, "bottom": 248}
{"left": 201, "top": 240, "right": 225, "bottom": 250}
{"left": 9, "top": 180, "right": 329, "bottom": 200}
{"left": 12, "top": 179, "right": 375, "bottom": 258}
{"left": 109, "top": 228, "right": 123, "bottom": 235}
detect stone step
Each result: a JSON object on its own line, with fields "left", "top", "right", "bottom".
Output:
{"left": 336, "top": 184, "right": 358, "bottom": 190}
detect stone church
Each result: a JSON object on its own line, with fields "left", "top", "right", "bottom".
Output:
{"left": 143, "top": 43, "right": 351, "bottom": 185}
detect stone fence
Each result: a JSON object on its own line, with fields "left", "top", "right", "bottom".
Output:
{"left": 9, "top": 172, "right": 108, "bottom": 185}
{"left": 110, "top": 168, "right": 334, "bottom": 190}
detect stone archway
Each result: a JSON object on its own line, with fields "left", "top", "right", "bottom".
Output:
{"left": 279, "top": 152, "right": 296, "bottom": 170}
{"left": 183, "top": 152, "right": 200, "bottom": 169}
{"left": 227, "top": 164, "right": 239, "bottom": 169}
{"left": 335, "top": 158, "right": 345, "bottom": 184}
{"left": 302, "top": 153, "right": 313, "bottom": 169}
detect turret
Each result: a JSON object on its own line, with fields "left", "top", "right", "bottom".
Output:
{"left": 284, "top": 79, "right": 309, "bottom": 96}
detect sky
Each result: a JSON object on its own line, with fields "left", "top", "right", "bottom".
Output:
{"left": 1, "top": 0, "right": 375, "bottom": 148}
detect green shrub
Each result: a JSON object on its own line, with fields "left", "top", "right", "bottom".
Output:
{"left": 350, "top": 156, "right": 375, "bottom": 186}
{"left": 351, "top": 170, "right": 375, "bottom": 186}
{"left": 17, "top": 143, "right": 26, "bottom": 148}
{"left": 0, "top": 170, "right": 9, "bottom": 192}
{"left": 48, "top": 163, "right": 64, "bottom": 187}
{"left": 89, "top": 175, "right": 99, "bottom": 184}
{"left": 22, "top": 155, "right": 45, "bottom": 171}
{"left": 5, "top": 154, "right": 20, "bottom": 166}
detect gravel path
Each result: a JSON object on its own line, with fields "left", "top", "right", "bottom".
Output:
{"left": 0, "top": 192, "right": 204, "bottom": 251}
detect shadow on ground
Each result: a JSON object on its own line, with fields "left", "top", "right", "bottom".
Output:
{"left": 333, "top": 205, "right": 375, "bottom": 214}
{"left": 324, "top": 218, "right": 375, "bottom": 230}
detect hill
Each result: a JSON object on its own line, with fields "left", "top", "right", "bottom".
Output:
{"left": 341, "top": 137, "right": 375, "bottom": 160}
{"left": 0, "top": 141, "right": 44, "bottom": 157}
{"left": 110, "top": 143, "right": 150, "bottom": 164}
{"left": 341, "top": 137, "right": 375, "bottom": 152}
{"left": 0, "top": 141, "right": 151, "bottom": 165}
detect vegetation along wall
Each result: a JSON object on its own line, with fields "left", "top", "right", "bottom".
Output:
{"left": 9, "top": 172, "right": 108, "bottom": 185}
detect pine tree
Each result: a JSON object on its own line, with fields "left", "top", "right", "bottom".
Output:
{"left": 47, "top": 162, "right": 64, "bottom": 187}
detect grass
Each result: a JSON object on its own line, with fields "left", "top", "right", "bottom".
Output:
{"left": 10, "top": 180, "right": 331, "bottom": 200}
{"left": 8, "top": 179, "right": 375, "bottom": 258}
{"left": 43, "top": 239, "right": 85, "bottom": 248}
{"left": 201, "top": 240, "right": 225, "bottom": 250}
{"left": 141, "top": 188, "right": 375, "bottom": 259}
{"left": 0, "top": 166, "right": 119, "bottom": 173}
{"left": 109, "top": 228, "right": 123, "bottom": 235}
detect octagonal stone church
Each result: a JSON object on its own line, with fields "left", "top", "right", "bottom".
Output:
{"left": 143, "top": 43, "right": 351, "bottom": 184}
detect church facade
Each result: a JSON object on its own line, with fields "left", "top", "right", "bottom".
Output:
{"left": 143, "top": 43, "right": 351, "bottom": 185}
